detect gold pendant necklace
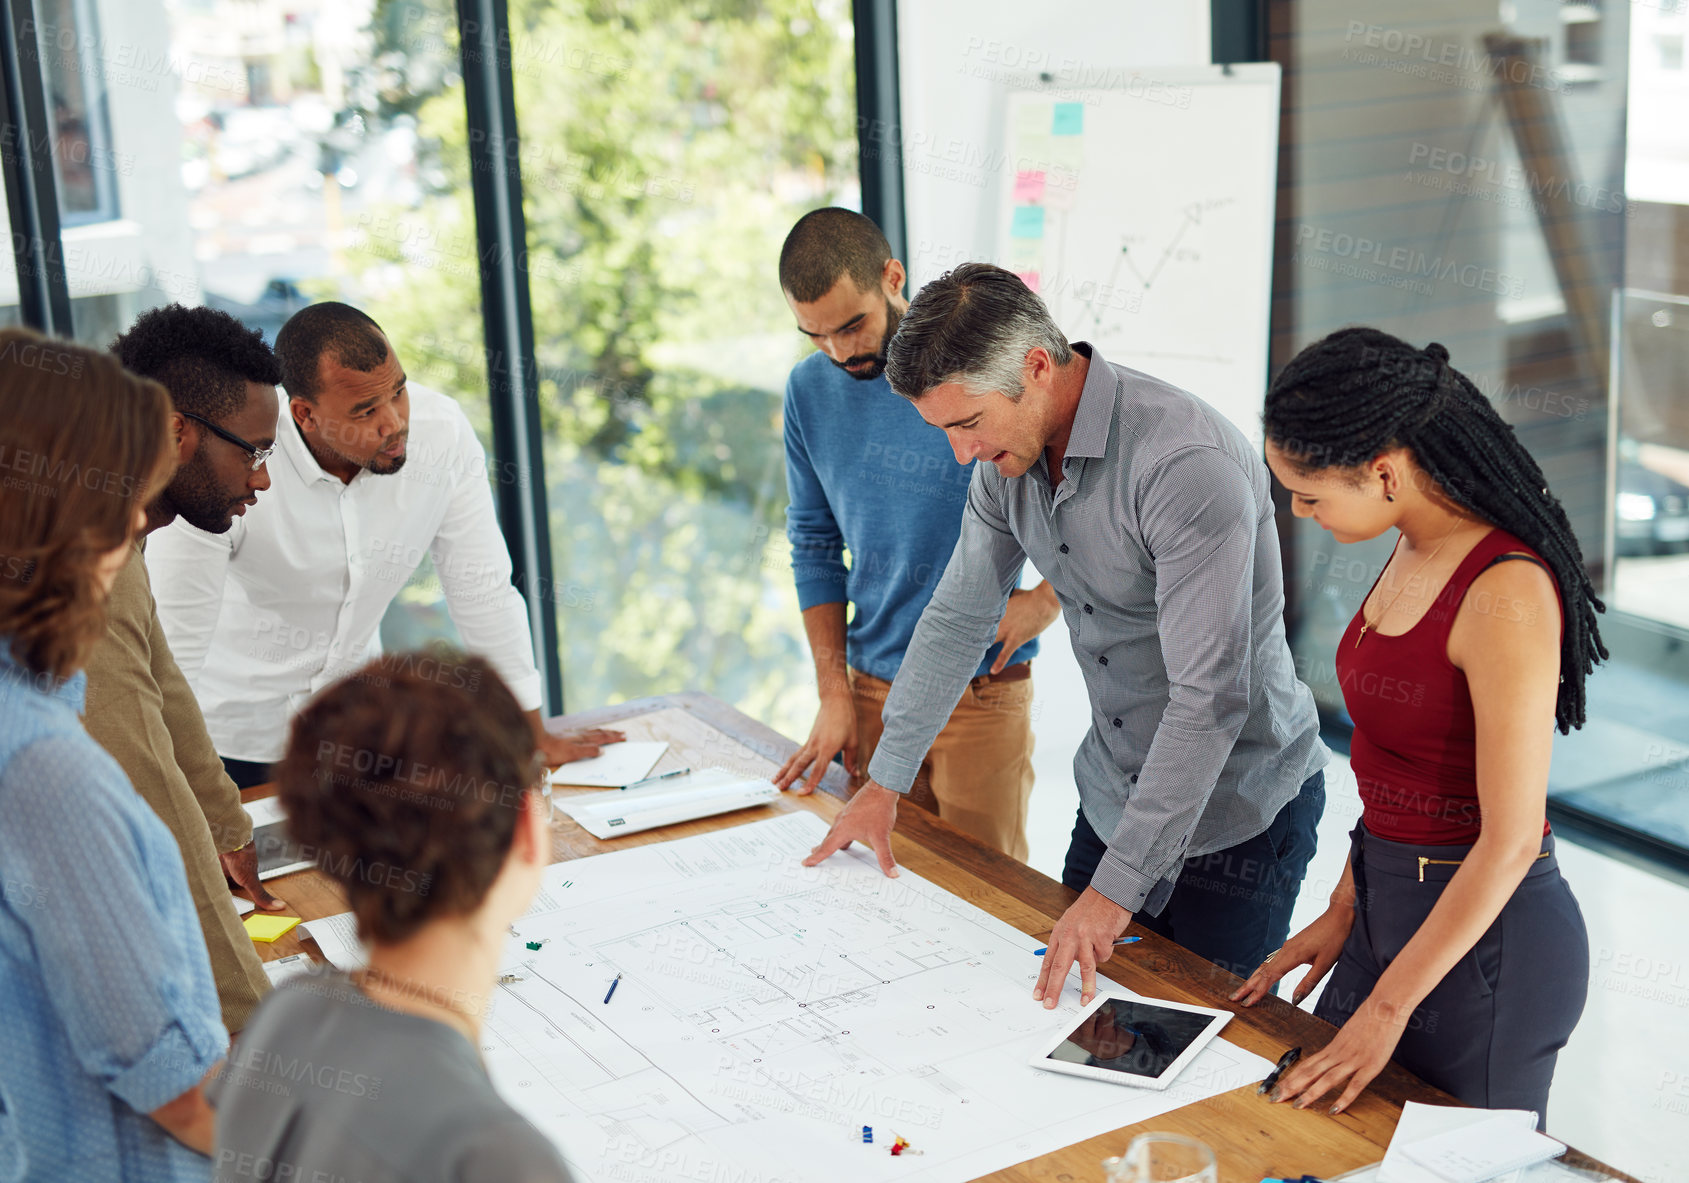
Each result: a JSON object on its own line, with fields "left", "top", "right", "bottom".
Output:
{"left": 1355, "top": 519, "right": 1470, "bottom": 647}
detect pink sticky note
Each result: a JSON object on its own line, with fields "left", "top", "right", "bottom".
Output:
{"left": 1015, "top": 270, "right": 1041, "bottom": 293}
{"left": 1013, "top": 170, "right": 1046, "bottom": 204}
{"left": 1044, "top": 171, "right": 1079, "bottom": 211}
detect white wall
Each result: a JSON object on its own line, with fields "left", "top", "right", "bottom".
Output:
{"left": 895, "top": 0, "right": 1210, "bottom": 286}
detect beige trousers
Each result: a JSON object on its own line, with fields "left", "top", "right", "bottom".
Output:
{"left": 849, "top": 666, "right": 1036, "bottom": 861}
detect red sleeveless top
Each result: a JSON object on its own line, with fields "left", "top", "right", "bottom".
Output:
{"left": 1336, "top": 528, "right": 1560, "bottom": 844}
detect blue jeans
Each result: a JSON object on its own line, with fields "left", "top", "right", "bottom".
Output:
{"left": 1062, "top": 770, "right": 1326, "bottom": 980}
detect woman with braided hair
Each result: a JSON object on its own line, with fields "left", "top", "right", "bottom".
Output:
{"left": 1231, "top": 327, "right": 1601, "bottom": 1122}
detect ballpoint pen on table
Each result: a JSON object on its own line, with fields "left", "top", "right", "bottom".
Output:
{"left": 603, "top": 973, "right": 622, "bottom": 1004}
{"left": 1258, "top": 1045, "right": 1302, "bottom": 1095}
{"left": 1033, "top": 936, "right": 1141, "bottom": 956}
{"left": 623, "top": 767, "right": 691, "bottom": 790}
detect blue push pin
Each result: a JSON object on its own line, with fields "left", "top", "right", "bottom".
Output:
{"left": 861, "top": 1125, "right": 873, "bottom": 1144}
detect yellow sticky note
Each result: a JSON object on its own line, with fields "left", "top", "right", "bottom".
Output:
{"left": 244, "top": 914, "right": 302, "bottom": 943}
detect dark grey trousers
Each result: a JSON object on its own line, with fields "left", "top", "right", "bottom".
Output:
{"left": 1314, "top": 824, "right": 1588, "bottom": 1122}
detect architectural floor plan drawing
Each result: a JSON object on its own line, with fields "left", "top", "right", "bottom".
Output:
{"left": 484, "top": 812, "right": 1271, "bottom": 1183}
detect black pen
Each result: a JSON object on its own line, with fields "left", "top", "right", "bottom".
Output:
{"left": 603, "top": 973, "right": 622, "bottom": 1004}
{"left": 1258, "top": 1045, "right": 1301, "bottom": 1094}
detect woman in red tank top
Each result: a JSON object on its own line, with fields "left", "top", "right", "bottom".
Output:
{"left": 1232, "top": 328, "right": 1605, "bottom": 1123}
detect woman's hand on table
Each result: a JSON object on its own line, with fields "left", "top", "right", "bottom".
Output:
{"left": 1231, "top": 905, "right": 1352, "bottom": 1008}
{"left": 1266, "top": 996, "right": 1409, "bottom": 1115}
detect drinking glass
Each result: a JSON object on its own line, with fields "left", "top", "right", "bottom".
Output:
{"left": 1101, "top": 1133, "right": 1218, "bottom": 1183}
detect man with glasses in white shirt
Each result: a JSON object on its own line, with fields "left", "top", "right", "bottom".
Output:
{"left": 147, "top": 302, "right": 618, "bottom": 786}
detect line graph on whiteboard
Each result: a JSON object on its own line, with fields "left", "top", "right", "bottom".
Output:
{"left": 1069, "top": 198, "right": 1237, "bottom": 354}
{"left": 994, "top": 72, "right": 1281, "bottom": 440}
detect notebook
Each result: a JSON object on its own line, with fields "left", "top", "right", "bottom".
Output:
{"left": 546, "top": 741, "right": 669, "bottom": 788}
{"left": 1379, "top": 1102, "right": 1547, "bottom": 1183}
{"left": 1402, "top": 1120, "right": 1564, "bottom": 1183}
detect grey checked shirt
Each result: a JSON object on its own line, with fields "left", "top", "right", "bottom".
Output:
{"left": 868, "top": 345, "right": 1328, "bottom": 914}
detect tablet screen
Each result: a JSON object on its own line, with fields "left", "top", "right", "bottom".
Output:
{"left": 1042, "top": 997, "right": 1217, "bottom": 1080}
{"left": 252, "top": 814, "right": 309, "bottom": 878}
{"left": 244, "top": 799, "right": 314, "bottom": 880}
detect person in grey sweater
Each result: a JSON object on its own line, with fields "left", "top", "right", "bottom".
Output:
{"left": 208, "top": 652, "right": 571, "bottom": 1183}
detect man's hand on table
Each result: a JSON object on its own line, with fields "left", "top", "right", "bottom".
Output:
{"left": 1033, "top": 887, "right": 1134, "bottom": 1008}
{"left": 537, "top": 727, "right": 626, "bottom": 768}
{"left": 220, "top": 842, "right": 286, "bottom": 911}
{"left": 801, "top": 781, "right": 899, "bottom": 877}
{"left": 990, "top": 581, "right": 1061, "bottom": 675}
{"left": 773, "top": 695, "right": 857, "bottom": 795}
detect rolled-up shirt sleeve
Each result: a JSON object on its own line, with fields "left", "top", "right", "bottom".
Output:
{"left": 431, "top": 415, "right": 544, "bottom": 711}
{"left": 868, "top": 468, "right": 1027, "bottom": 794}
{"left": 783, "top": 380, "right": 848, "bottom": 610}
{"left": 0, "top": 736, "right": 225, "bottom": 1114}
{"left": 1090, "top": 446, "right": 1258, "bottom": 912}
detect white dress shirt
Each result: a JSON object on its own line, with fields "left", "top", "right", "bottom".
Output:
{"left": 147, "top": 384, "right": 544, "bottom": 762}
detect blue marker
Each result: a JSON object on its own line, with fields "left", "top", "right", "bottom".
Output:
{"left": 603, "top": 973, "right": 622, "bottom": 1004}
{"left": 1034, "top": 936, "right": 1141, "bottom": 956}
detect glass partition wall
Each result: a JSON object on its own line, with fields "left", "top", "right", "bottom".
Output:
{"left": 1269, "top": 0, "right": 1689, "bottom": 866}
{"left": 19, "top": 0, "right": 863, "bottom": 737}
{"left": 505, "top": 1, "right": 861, "bottom": 737}
{"left": 14, "top": 0, "right": 490, "bottom": 650}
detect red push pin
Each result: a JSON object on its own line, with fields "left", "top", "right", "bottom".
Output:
{"left": 890, "top": 1135, "right": 923, "bottom": 1156}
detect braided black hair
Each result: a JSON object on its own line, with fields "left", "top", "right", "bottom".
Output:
{"left": 1265, "top": 326, "right": 1606, "bottom": 733}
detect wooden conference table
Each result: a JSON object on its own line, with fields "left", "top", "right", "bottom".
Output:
{"left": 243, "top": 692, "right": 1634, "bottom": 1183}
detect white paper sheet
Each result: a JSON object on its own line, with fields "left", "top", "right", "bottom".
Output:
{"left": 300, "top": 913, "right": 368, "bottom": 971}
{"left": 1337, "top": 1161, "right": 1596, "bottom": 1183}
{"left": 262, "top": 952, "right": 317, "bottom": 987}
{"left": 547, "top": 741, "right": 669, "bottom": 788}
{"left": 479, "top": 812, "right": 1273, "bottom": 1183}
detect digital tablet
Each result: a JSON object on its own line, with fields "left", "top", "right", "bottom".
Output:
{"left": 1029, "top": 991, "right": 1233, "bottom": 1090}
{"left": 245, "top": 797, "right": 314, "bottom": 880}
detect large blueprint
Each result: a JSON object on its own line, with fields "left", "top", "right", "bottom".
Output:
{"left": 485, "top": 811, "right": 1270, "bottom": 1183}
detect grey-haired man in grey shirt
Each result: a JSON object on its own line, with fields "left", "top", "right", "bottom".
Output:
{"left": 803, "top": 263, "right": 1328, "bottom": 1006}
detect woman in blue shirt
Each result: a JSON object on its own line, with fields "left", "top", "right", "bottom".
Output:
{"left": 0, "top": 328, "right": 227, "bottom": 1182}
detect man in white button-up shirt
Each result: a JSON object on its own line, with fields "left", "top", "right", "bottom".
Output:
{"left": 147, "top": 302, "right": 617, "bottom": 784}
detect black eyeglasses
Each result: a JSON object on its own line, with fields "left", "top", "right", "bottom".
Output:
{"left": 181, "top": 411, "right": 274, "bottom": 472}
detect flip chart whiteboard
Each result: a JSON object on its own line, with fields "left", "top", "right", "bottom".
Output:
{"left": 994, "top": 64, "right": 1281, "bottom": 442}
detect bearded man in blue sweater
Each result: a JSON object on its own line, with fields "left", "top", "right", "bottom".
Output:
{"left": 771, "top": 208, "right": 1060, "bottom": 859}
